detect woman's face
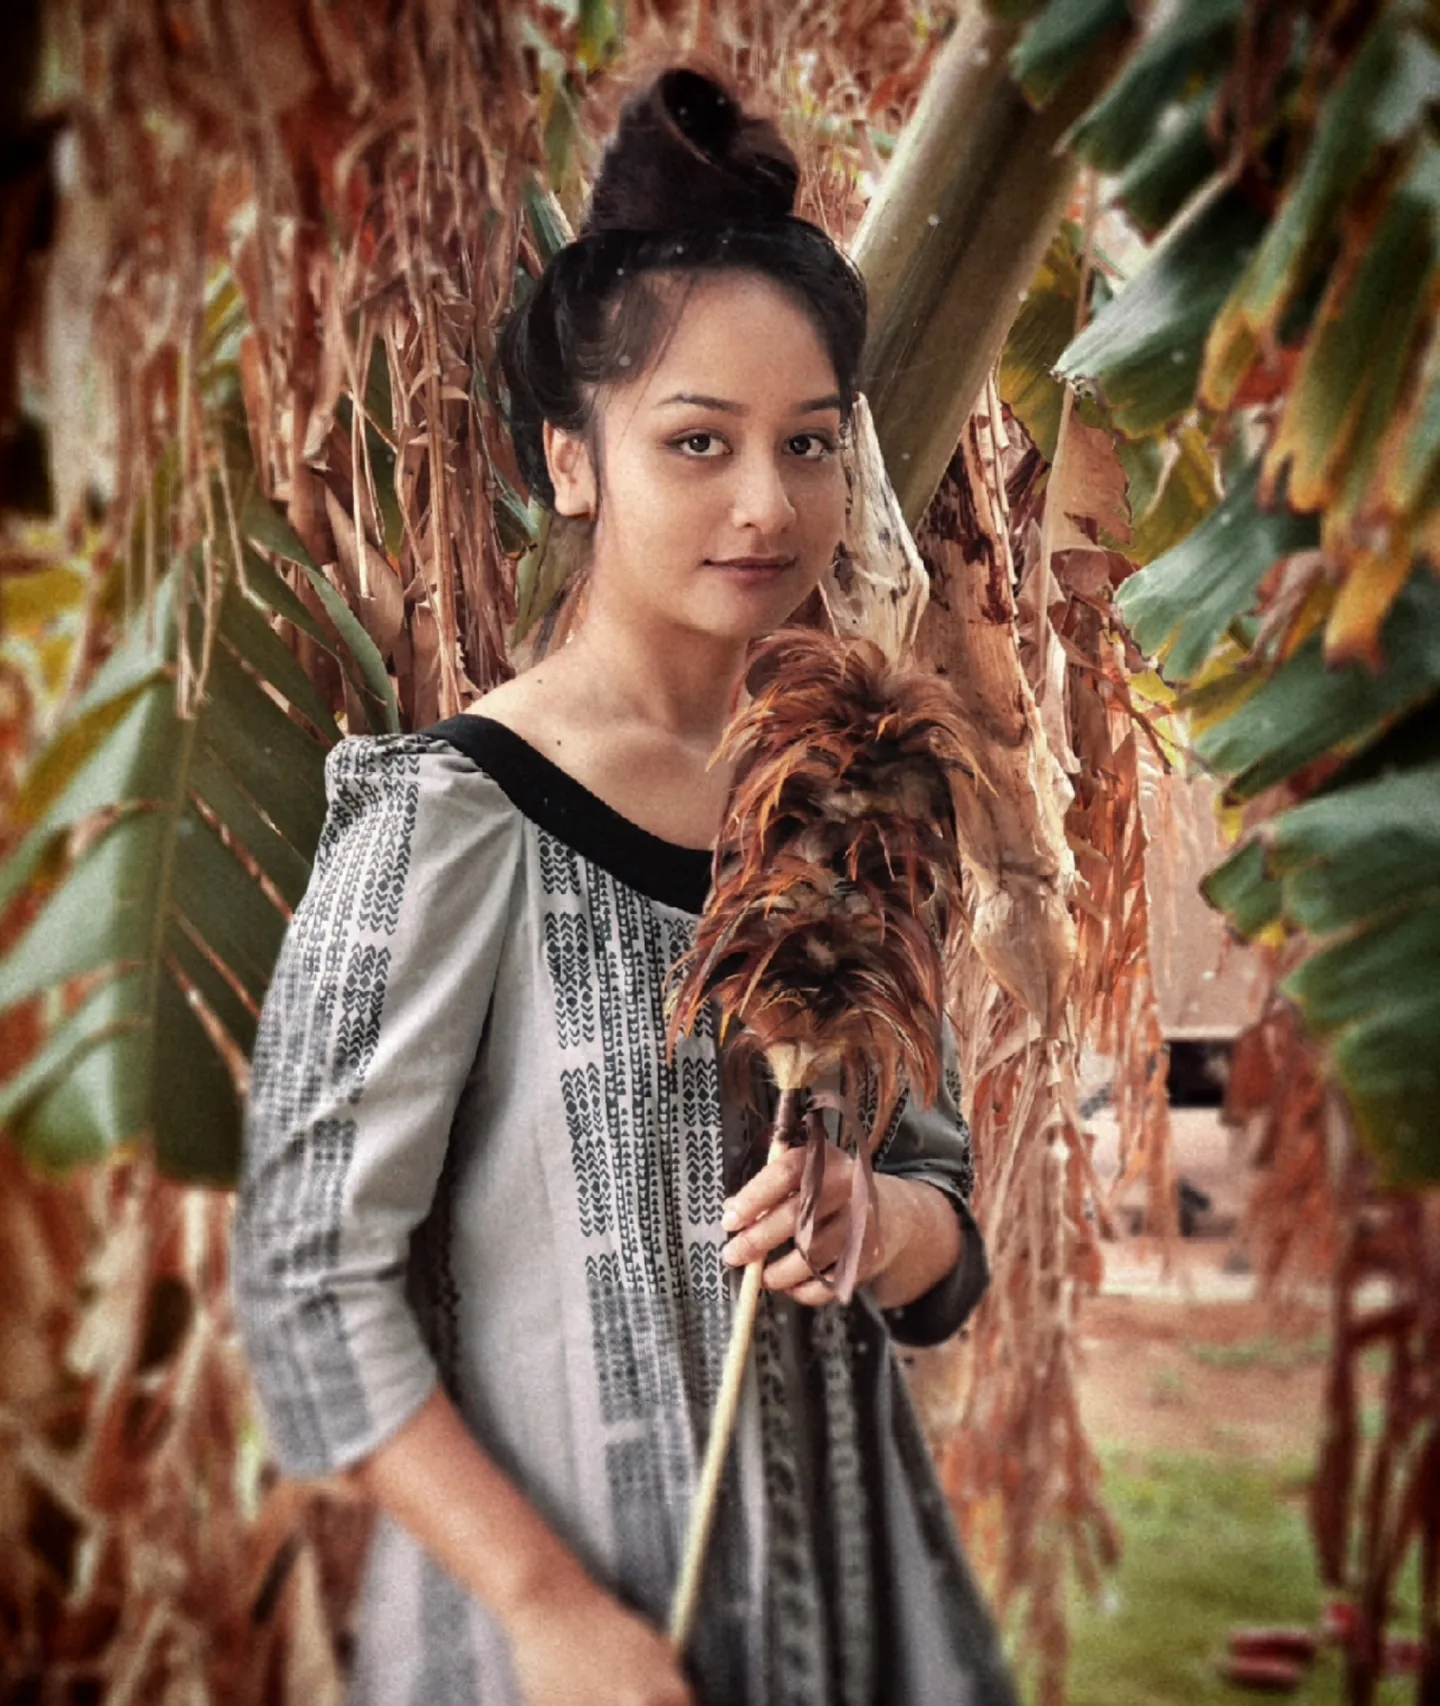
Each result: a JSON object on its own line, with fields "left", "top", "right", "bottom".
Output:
{"left": 547, "top": 271, "right": 848, "bottom": 644}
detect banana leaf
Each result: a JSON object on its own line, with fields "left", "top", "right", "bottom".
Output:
{"left": 1205, "top": 10, "right": 1440, "bottom": 406}
{"left": 1267, "top": 140, "right": 1440, "bottom": 525}
{"left": 999, "top": 226, "right": 1221, "bottom": 561}
{"left": 1118, "top": 458, "right": 1317, "bottom": 678}
{"left": 1194, "top": 572, "right": 1440, "bottom": 800}
{"left": 999, "top": 225, "right": 1082, "bottom": 462}
{"left": 1213, "top": 759, "right": 1440, "bottom": 1185}
{"left": 240, "top": 484, "right": 399, "bottom": 733}
{"left": 0, "top": 466, "right": 382, "bottom": 1182}
{"left": 1122, "top": 424, "right": 1220, "bottom": 566}
{"left": 1202, "top": 836, "right": 1282, "bottom": 939}
{"left": 1057, "top": 188, "right": 1267, "bottom": 436}
{"left": 1270, "top": 760, "right": 1440, "bottom": 941}
{"left": 1051, "top": 0, "right": 1440, "bottom": 1194}
{"left": 1114, "top": 93, "right": 1222, "bottom": 237}
{"left": 1062, "top": 0, "right": 1240, "bottom": 174}
{"left": 1010, "top": 0, "right": 1132, "bottom": 106}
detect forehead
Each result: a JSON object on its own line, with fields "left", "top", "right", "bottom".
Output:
{"left": 631, "top": 271, "right": 839, "bottom": 406}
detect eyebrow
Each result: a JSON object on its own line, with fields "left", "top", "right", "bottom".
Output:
{"left": 657, "top": 392, "right": 843, "bottom": 415}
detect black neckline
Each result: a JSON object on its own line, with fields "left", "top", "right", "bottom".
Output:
{"left": 424, "top": 715, "right": 714, "bottom": 915}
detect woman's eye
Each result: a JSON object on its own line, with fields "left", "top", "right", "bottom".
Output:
{"left": 674, "top": 432, "right": 726, "bottom": 457}
{"left": 788, "top": 433, "right": 835, "bottom": 460}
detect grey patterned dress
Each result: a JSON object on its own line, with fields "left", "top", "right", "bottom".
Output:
{"left": 231, "top": 716, "right": 1018, "bottom": 1706}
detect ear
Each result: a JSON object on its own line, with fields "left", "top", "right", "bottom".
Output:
{"left": 544, "top": 422, "right": 598, "bottom": 521}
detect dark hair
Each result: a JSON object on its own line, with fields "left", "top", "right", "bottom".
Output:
{"left": 499, "top": 68, "right": 868, "bottom": 509}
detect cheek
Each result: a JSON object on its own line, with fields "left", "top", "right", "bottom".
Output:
{"left": 603, "top": 462, "right": 683, "bottom": 543}
{"left": 805, "top": 468, "right": 847, "bottom": 543}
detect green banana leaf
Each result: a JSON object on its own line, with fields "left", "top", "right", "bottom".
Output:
{"left": 1201, "top": 837, "right": 1281, "bottom": 939}
{"left": 1118, "top": 458, "right": 1317, "bottom": 679}
{"left": 1057, "top": 187, "right": 1267, "bottom": 435}
{"left": 1208, "top": 10, "right": 1439, "bottom": 390}
{"left": 1010, "top": 0, "right": 1132, "bottom": 106}
{"left": 1113, "top": 94, "right": 1222, "bottom": 237}
{"left": 1193, "top": 573, "right": 1440, "bottom": 800}
{"left": 0, "top": 534, "right": 345, "bottom": 1182}
{"left": 1000, "top": 225, "right": 1083, "bottom": 463}
{"left": 1062, "top": 0, "right": 1239, "bottom": 174}
{"left": 1206, "top": 760, "right": 1440, "bottom": 1184}
{"left": 0, "top": 366, "right": 395, "bottom": 1183}
{"left": 1122, "top": 424, "right": 1220, "bottom": 566}
{"left": 1266, "top": 138, "right": 1440, "bottom": 522}
{"left": 1000, "top": 229, "right": 1220, "bottom": 564}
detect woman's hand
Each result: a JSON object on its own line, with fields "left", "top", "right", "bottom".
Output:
{"left": 720, "top": 1144, "right": 965, "bottom": 1311}
{"left": 720, "top": 1141, "right": 885, "bottom": 1307}
{"left": 506, "top": 1572, "right": 697, "bottom": 1706}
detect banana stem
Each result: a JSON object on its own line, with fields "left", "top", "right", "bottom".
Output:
{"left": 668, "top": 1088, "right": 801, "bottom": 1655}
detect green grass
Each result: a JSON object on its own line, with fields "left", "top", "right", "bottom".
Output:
{"left": 1147, "top": 1367, "right": 1188, "bottom": 1407}
{"left": 1187, "top": 1331, "right": 1332, "bottom": 1371}
{"left": 1038, "top": 1449, "right": 1418, "bottom": 1706}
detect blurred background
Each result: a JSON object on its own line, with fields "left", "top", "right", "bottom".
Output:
{"left": 1, "top": 1, "right": 1436, "bottom": 1702}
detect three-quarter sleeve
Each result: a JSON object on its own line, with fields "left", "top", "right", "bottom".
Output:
{"left": 231, "top": 734, "right": 522, "bottom": 1478}
{"left": 873, "top": 1026, "right": 989, "bottom": 1348}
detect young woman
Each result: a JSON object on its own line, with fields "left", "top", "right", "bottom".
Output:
{"left": 233, "top": 68, "right": 1017, "bottom": 1706}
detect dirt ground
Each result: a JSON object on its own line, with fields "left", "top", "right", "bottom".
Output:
{"left": 1079, "top": 1105, "right": 1334, "bottom": 1465}
{"left": 1078, "top": 1275, "right": 1329, "bottom": 1463}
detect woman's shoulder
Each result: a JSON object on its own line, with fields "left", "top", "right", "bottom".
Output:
{"left": 323, "top": 724, "right": 514, "bottom": 795}
{"left": 315, "top": 726, "right": 528, "bottom": 869}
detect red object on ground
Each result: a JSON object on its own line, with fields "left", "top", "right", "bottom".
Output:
{"left": 1228, "top": 1629, "right": 1320, "bottom": 1665}
{"left": 1219, "top": 1654, "right": 1307, "bottom": 1693}
{"left": 1322, "top": 1599, "right": 1360, "bottom": 1646}
{"left": 1383, "top": 1636, "right": 1422, "bottom": 1676}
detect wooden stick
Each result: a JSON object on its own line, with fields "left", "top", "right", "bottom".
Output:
{"left": 668, "top": 1088, "right": 801, "bottom": 1654}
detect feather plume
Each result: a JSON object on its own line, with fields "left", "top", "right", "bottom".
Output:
{"left": 665, "top": 627, "right": 982, "bottom": 1654}
{"left": 669, "top": 627, "right": 982, "bottom": 1286}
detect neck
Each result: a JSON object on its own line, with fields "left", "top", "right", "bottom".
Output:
{"left": 565, "top": 581, "right": 749, "bottom": 743}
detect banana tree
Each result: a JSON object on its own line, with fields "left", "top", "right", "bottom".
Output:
{"left": 1051, "top": 0, "right": 1440, "bottom": 1191}
{"left": 1019, "top": 0, "right": 1440, "bottom": 1695}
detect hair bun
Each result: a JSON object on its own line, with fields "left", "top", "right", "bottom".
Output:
{"left": 582, "top": 69, "right": 798, "bottom": 235}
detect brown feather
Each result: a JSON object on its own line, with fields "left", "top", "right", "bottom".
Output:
{"left": 668, "top": 629, "right": 978, "bottom": 1298}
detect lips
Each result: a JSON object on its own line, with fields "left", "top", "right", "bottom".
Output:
{"left": 708, "top": 556, "right": 797, "bottom": 571}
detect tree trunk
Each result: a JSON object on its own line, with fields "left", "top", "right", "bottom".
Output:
{"left": 855, "top": 2, "right": 1120, "bottom": 529}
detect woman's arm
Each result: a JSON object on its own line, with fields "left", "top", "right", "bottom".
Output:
{"left": 233, "top": 743, "right": 696, "bottom": 1705}
{"left": 869, "top": 1172, "right": 963, "bottom": 1308}
{"left": 355, "top": 1389, "right": 696, "bottom": 1706}
{"left": 354, "top": 1387, "right": 582, "bottom": 1620}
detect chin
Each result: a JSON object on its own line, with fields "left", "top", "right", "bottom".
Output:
{"left": 693, "top": 608, "right": 802, "bottom": 648}
{"left": 699, "top": 581, "right": 821, "bottom": 641}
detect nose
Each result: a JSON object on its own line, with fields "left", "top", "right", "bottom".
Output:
{"left": 730, "top": 448, "right": 796, "bottom": 536}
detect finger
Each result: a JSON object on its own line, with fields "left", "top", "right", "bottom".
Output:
{"left": 721, "top": 1148, "right": 805, "bottom": 1235}
{"left": 760, "top": 1248, "right": 817, "bottom": 1292}
{"left": 762, "top": 1242, "right": 839, "bottom": 1298}
{"left": 786, "top": 1274, "right": 843, "bottom": 1309}
{"left": 721, "top": 1194, "right": 801, "bottom": 1267}
{"left": 760, "top": 1210, "right": 851, "bottom": 1291}
{"left": 795, "top": 1208, "right": 852, "bottom": 1274}
{"left": 815, "top": 1153, "right": 860, "bottom": 1219}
